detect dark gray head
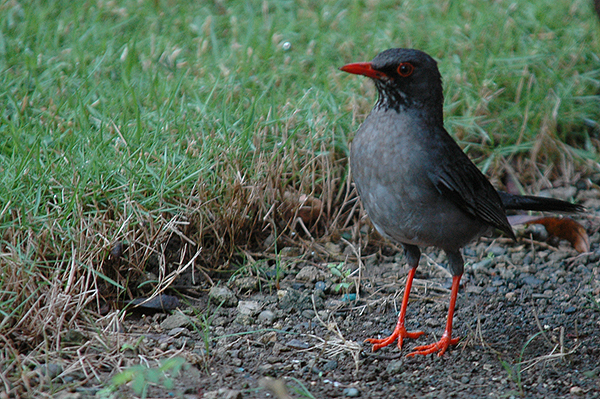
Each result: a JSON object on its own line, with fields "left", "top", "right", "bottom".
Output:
{"left": 340, "top": 48, "right": 444, "bottom": 121}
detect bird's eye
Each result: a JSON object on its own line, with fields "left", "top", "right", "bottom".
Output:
{"left": 397, "top": 62, "right": 414, "bottom": 77}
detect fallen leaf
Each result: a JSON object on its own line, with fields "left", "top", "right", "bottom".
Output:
{"left": 297, "top": 193, "right": 323, "bottom": 224}
{"left": 282, "top": 190, "right": 323, "bottom": 225}
{"left": 527, "top": 217, "right": 589, "bottom": 253}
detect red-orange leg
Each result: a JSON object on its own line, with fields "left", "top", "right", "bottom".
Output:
{"left": 407, "top": 274, "right": 462, "bottom": 357}
{"left": 365, "top": 267, "right": 425, "bottom": 351}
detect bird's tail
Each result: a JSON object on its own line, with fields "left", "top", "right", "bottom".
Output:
{"left": 498, "top": 191, "right": 584, "bottom": 213}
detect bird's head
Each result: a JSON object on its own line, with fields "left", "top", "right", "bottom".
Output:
{"left": 340, "top": 48, "right": 444, "bottom": 118}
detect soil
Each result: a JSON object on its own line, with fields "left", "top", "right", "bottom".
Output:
{"left": 56, "top": 205, "right": 600, "bottom": 399}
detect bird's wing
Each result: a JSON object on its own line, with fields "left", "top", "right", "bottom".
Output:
{"left": 426, "top": 131, "right": 515, "bottom": 239}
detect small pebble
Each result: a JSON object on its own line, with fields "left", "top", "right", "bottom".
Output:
{"left": 233, "top": 276, "right": 258, "bottom": 291}
{"left": 570, "top": 386, "right": 584, "bottom": 396}
{"left": 286, "top": 339, "right": 310, "bottom": 349}
{"left": 425, "top": 317, "right": 439, "bottom": 327}
{"left": 258, "top": 310, "right": 276, "bottom": 324}
{"left": 322, "top": 360, "right": 338, "bottom": 371}
{"left": 160, "top": 314, "right": 191, "bottom": 330}
{"left": 472, "top": 258, "right": 493, "bottom": 272}
{"left": 209, "top": 286, "right": 238, "bottom": 307}
{"left": 342, "top": 293, "right": 357, "bottom": 302}
{"left": 386, "top": 360, "right": 403, "bottom": 375}
{"left": 61, "top": 376, "right": 75, "bottom": 384}
{"left": 260, "top": 331, "right": 277, "bottom": 344}
{"left": 521, "top": 275, "right": 543, "bottom": 287}
{"left": 525, "top": 224, "right": 548, "bottom": 241}
{"left": 296, "top": 265, "right": 323, "bottom": 283}
{"left": 317, "top": 310, "right": 329, "bottom": 320}
{"left": 488, "top": 246, "right": 506, "bottom": 256}
{"left": 202, "top": 388, "right": 242, "bottom": 399}
{"left": 36, "top": 363, "right": 63, "bottom": 379}
{"left": 237, "top": 300, "right": 261, "bottom": 316}
{"left": 167, "top": 327, "right": 186, "bottom": 337}
{"left": 279, "top": 246, "right": 301, "bottom": 257}
{"left": 344, "top": 387, "right": 360, "bottom": 397}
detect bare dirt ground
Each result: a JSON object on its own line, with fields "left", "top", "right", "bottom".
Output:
{"left": 53, "top": 194, "right": 600, "bottom": 399}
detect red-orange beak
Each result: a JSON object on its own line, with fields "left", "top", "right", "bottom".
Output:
{"left": 339, "top": 62, "right": 387, "bottom": 79}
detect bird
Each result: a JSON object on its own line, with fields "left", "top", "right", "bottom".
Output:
{"left": 340, "top": 48, "right": 584, "bottom": 357}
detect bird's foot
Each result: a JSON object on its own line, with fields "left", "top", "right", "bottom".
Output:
{"left": 406, "top": 333, "right": 459, "bottom": 357}
{"left": 365, "top": 326, "right": 424, "bottom": 352}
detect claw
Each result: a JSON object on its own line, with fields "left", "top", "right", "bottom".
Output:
{"left": 365, "top": 326, "right": 424, "bottom": 351}
{"left": 407, "top": 334, "right": 460, "bottom": 357}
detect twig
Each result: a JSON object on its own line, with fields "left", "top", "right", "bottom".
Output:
{"left": 342, "top": 237, "right": 362, "bottom": 302}
{"left": 532, "top": 309, "right": 554, "bottom": 349}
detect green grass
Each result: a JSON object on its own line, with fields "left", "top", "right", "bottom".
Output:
{"left": 98, "top": 356, "right": 187, "bottom": 398}
{"left": 1, "top": 0, "right": 599, "bottom": 396}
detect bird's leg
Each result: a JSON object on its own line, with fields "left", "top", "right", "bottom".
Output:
{"left": 408, "top": 251, "right": 463, "bottom": 357}
{"left": 365, "top": 245, "right": 424, "bottom": 351}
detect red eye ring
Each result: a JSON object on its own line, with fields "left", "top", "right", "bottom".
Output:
{"left": 397, "top": 62, "right": 414, "bottom": 77}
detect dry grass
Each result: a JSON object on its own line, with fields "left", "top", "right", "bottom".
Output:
{"left": 0, "top": 113, "right": 360, "bottom": 397}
